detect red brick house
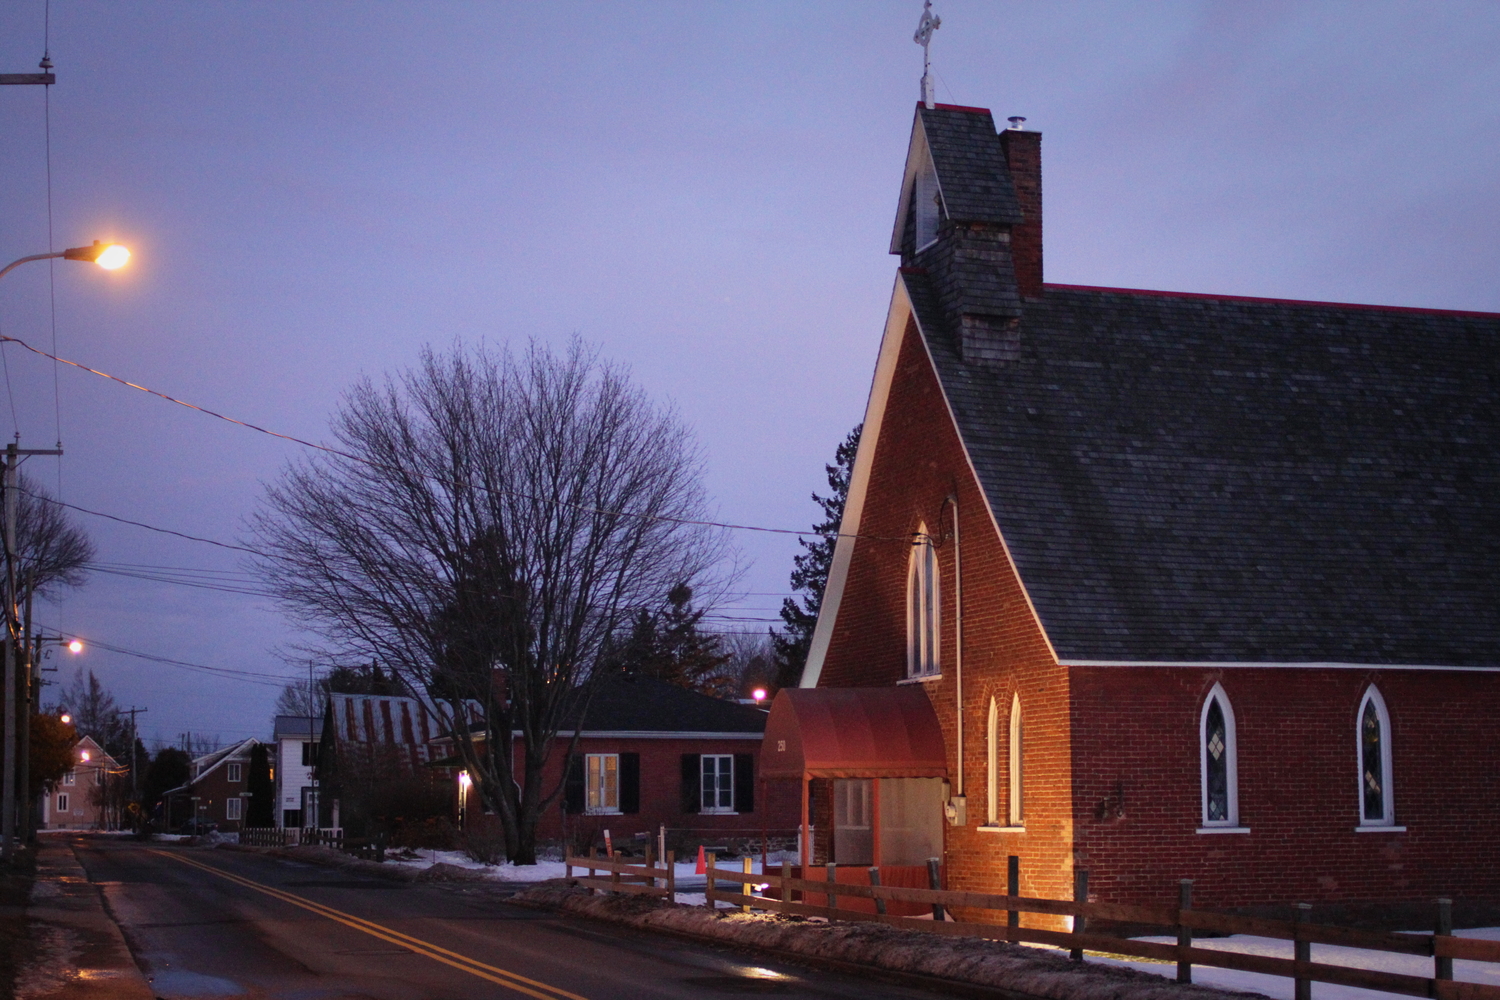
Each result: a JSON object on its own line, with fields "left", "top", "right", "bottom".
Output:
{"left": 163, "top": 737, "right": 268, "bottom": 832}
{"left": 771, "top": 99, "right": 1500, "bottom": 921}
{"left": 433, "top": 674, "right": 799, "bottom": 852}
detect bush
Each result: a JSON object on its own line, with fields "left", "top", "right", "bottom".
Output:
{"left": 460, "top": 824, "right": 507, "bottom": 865}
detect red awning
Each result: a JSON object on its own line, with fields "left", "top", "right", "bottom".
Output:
{"left": 760, "top": 687, "right": 948, "bottom": 780}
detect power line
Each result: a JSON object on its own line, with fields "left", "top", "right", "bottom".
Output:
{"left": 0, "top": 333, "right": 899, "bottom": 545}
{"left": 37, "top": 623, "right": 301, "bottom": 689}
{"left": 16, "top": 485, "right": 262, "bottom": 554}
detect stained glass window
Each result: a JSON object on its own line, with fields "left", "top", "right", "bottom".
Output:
{"left": 1204, "top": 699, "right": 1229, "bottom": 822}
{"left": 1361, "top": 696, "right": 1385, "bottom": 822}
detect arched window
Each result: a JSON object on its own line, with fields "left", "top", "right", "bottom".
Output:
{"left": 914, "top": 149, "right": 941, "bottom": 249}
{"left": 1008, "top": 693, "right": 1024, "bottom": 827}
{"left": 985, "top": 697, "right": 999, "bottom": 826}
{"left": 1199, "top": 683, "right": 1239, "bottom": 828}
{"left": 1357, "top": 686, "right": 1394, "bottom": 826}
{"left": 906, "top": 526, "right": 940, "bottom": 678}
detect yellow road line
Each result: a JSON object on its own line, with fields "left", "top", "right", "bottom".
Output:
{"left": 150, "top": 849, "right": 588, "bottom": 1000}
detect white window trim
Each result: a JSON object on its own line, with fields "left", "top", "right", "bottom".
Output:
{"left": 585, "top": 753, "right": 620, "bottom": 815}
{"left": 227, "top": 763, "right": 242, "bottom": 783}
{"left": 985, "top": 696, "right": 999, "bottom": 826}
{"left": 701, "top": 754, "right": 737, "bottom": 815}
{"left": 62, "top": 771, "right": 75, "bottom": 785}
{"left": 906, "top": 524, "right": 941, "bottom": 679}
{"left": 1199, "top": 682, "right": 1240, "bottom": 828}
{"left": 56, "top": 793, "right": 68, "bottom": 812}
{"left": 914, "top": 147, "right": 942, "bottom": 251}
{"left": 1008, "top": 693, "right": 1024, "bottom": 827}
{"left": 226, "top": 797, "right": 242, "bottom": 821}
{"left": 1356, "top": 685, "right": 1396, "bottom": 827}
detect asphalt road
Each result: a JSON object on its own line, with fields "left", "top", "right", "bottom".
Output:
{"left": 72, "top": 839, "right": 949, "bottom": 1000}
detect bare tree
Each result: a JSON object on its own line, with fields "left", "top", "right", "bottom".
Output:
{"left": 10, "top": 471, "right": 94, "bottom": 600}
{"left": 251, "top": 339, "right": 729, "bottom": 863}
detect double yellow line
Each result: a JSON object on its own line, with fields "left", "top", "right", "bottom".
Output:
{"left": 151, "top": 850, "right": 587, "bottom": 1000}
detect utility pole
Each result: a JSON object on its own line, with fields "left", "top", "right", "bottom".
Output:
{"left": 2, "top": 441, "right": 62, "bottom": 859}
{"left": 123, "top": 707, "right": 147, "bottom": 806}
{"left": 17, "top": 570, "right": 33, "bottom": 844}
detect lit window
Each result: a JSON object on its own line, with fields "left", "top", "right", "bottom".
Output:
{"left": 906, "top": 526, "right": 941, "bottom": 678}
{"left": 228, "top": 763, "right": 242, "bottom": 782}
{"left": 985, "top": 697, "right": 999, "bottom": 825}
{"left": 586, "top": 754, "right": 619, "bottom": 814}
{"left": 1358, "top": 686, "right": 1394, "bottom": 826}
{"left": 63, "top": 771, "right": 76, "bottom": 786}
{"left": 701, "top": 754, "right": 735, "bottom": 814}
{"left": 1200, "top": 683, "right": 1239, "bottom": 827}
{"left": 1008, "top": 694, "right": 1024, "bottom": 827}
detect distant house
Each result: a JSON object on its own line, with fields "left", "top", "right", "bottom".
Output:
{"left": 272, "top": 715, "right": 323, "bottom": 829}
{"left": 39, "top": 735, "right": 119, "bottom": 831}
{"left": 429, "top": 674, "right": 798, "bottom": 851}
{"left": 161, "top": 738, "right": 268, "bottom": 832}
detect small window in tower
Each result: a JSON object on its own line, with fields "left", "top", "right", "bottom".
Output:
{"left": 915, "top": 153, "right": 940, "bottom": 250}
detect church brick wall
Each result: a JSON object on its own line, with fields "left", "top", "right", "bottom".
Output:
{"left": 816, "top": 317, "right": 1074, "bottom": 921}
{"left": 1071, "top": 665, "right": 1500, "bottom": 914}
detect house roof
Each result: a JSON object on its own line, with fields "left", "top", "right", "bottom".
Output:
{"left": 190, "top": 737, "right": 262, "bottom": 783}
{"left": 902, "top": 273, "right": 1500, "bottom": 665}
{"left": 273, "top": 715, "right": 324, "bottom": 739}
{"left": 572, "top": 674, "right": 768, "bottom": 733}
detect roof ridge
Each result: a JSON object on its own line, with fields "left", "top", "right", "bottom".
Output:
{"left": 1044, "top": 283, "right": 1500, "bottom": 320}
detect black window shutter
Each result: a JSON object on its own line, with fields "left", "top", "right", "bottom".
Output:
{"left": 680, "top": 754, "right": 700, "bottom": 814}
{"left": 564, "top": 755, "right": 585, "bottom": 814}
{"left": 619, "top": 753, "right": 640, "bottom": 815}
{"left": 733, "top": 754, "right": 754, "bottom": 814}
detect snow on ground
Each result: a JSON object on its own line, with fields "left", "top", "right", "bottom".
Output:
{"left": 1032, "top": 927, "right": 1500, "bottom": 1000}
{"left": 380, "top": 849, "right": 791, "bottom": 888}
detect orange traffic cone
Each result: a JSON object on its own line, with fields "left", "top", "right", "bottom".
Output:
{"left": 695, "top": 844, "right": 706, "bottom": 875}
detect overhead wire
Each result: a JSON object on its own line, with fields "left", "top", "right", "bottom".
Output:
{"left": 0, "top": 332, "right": 904, "bottom": 546}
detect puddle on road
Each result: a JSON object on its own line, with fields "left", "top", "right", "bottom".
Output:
{"left": 148, "top": 968, "right": 245, "bottom": 997}
{"left": 681, "top": 976, "right": 793, "bottom": 993}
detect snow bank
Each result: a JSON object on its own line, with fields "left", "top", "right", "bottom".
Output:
{"left": 513, "top": 885, "right": 1269, "bottom": 1000}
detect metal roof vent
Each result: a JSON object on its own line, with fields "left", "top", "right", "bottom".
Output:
{"left": 1007, "top": 116, "right": 1027, "bottom": 130}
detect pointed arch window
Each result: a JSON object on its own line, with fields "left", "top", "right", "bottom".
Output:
{"left": 906, "top": 526, "right": 940, "bottom": 678}
{"left": 914, "top": 149, "right": 941, "bottom": 250}
{"left": 1199, "top": 684, "right": 1239, "bottom": 828}
{"left": 985, "top": 697, "right": 999, "bottom": 826}
{"left": 1008, "top": 693, "right": 1024, "bottom": 827}
{"left": 1357, "top": 686, "right": 1394, "bottom": 827}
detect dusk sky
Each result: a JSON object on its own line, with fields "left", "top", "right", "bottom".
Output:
{"left": 0, "top": 1, "right": 1495, "bottom": 752}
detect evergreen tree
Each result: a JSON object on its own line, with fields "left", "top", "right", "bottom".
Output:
{"left": 246, "top": 744, "right": 275, "bottom": 826}
{"left": 609, "top": 583, "right": 732, "bottom": 694}
{"left": 773, "top": 424, "right": 861, "bottom": 689}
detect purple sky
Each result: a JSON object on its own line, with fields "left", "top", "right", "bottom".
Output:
{"left": 0, "top": 2, "right": 1495, "bottom": 752}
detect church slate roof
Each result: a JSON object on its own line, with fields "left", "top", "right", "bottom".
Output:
{"left": 917, "top": 105, "right": 1024, "bottom": 225}
{"left": 904, "top": 273, "right": 1500, "bottom": 665}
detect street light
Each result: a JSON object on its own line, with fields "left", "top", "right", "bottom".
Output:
{"left": 67, "top": 640, "right": 83, "bottom": 654}
{"left": 0, "top": 240, "right": 131, "bottom": 282}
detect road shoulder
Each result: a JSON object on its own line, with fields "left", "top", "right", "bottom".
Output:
{"left": 14, "top": 837, "right": 154, "bottom": 1000}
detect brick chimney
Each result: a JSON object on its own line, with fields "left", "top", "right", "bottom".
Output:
{"left": 999, "top": 123, "right": 1042, "bottom": 299}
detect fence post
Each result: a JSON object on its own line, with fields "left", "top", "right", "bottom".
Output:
{"left": 781, "top": 860, "right": 792, "bottom": 911}
{"left": 612, "top": 851, "right": 621, "bottom": 894}
{"left": 868, "top": 867, "right": 887, "bottom": 916}
{"left": 666, "top": 849, "right": 675, "bottom": 902}
{"left": 927, "top": 857, "right": 944, "bottom": 921}
{"left": 587, "top": 846, "right": 597, "bottom": 897}
{"left": 1177, "top": 879, "right": 1194, "bottom": 984}
{"left": 1294, "top": 903, "right": 1312, "bottom": 1000}
{"left": 1071, "top": 869, "right": 1090, "bottom": 963}
{"left": 826, "top": 862, "right": 838, "bottom": 917}
{"left": 704, "top": 852, "right": 717, "bottom": 911}
{"left": 1007, "top": 855, "right": 1020, "bottom": 942}
{"left": 742, "top": 856, "right": 753, "bottom": 913}
{"left": 1435, "top": 897, "right": 1453, "bottom": 984}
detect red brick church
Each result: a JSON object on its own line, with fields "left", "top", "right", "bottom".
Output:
{"left": 763, "top": 98, "right": 1500, "bottom": 920}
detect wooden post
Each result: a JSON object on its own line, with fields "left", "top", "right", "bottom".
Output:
{"left": 800, "top": 776, "right": 810, "bottom": 868}
{"left": 868, "top": 867, "right": 887, "bottom": 916}
{"left": 1071, "top": 869, "right": 1089, "bottom": 962}
{"left": 645, "top": 844, "right": 654, "bottom": 889}
{"left": 1177, "top": 879, "right": 1194, "bottom": 984}
{"left": 588, "top": 846, "right": 597, "bottom": 896}
{"left": 1293, "top": 903, "right": 1312, "bottom": 1000}
{"left": 666, "top": 850, "right": 676, "bottom": 902}
{"left": 1436, "top": 897, "right": 1454, "bottom": 983}
{"left": 927, "top": 857, "right": 944, "bottom": 921}
{"left": 704, "top": 851, "right": 717, "bottom": 910}
{"left": 742, "top": 856, "right": 754, "bottom": 913}
{"left": 781, "top": 860, "right": 792, "bottom": 910}
{"left": 1007, "top": 855, "right": 1020, "bottom": 942}
{"left": 826, "top": 862, "right": 838, "bottom": 917}
{"left": 611, "top": 851, "right": 621, "bottom": 894}
{"left": 871, "top": 779, "right": 882, "bottom": 869}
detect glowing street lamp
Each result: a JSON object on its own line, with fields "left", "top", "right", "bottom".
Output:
{"left": 67, "top": 640, "right": 83, "bottom": 654}
{"left": 59, "top": 714, "right": 71, "bottom": 725}
{"left": 752, "top": 688, "right": 768, "bottom": 705}
{"left": 0, "top": 240, "right": 132, "bottom": 282}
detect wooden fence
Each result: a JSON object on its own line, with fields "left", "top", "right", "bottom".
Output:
{"left": 239, "top": 827, "right": 344, "bottom": 849}
{"left": 565, "top": 851, "right": 1500, "bottom": 1000}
